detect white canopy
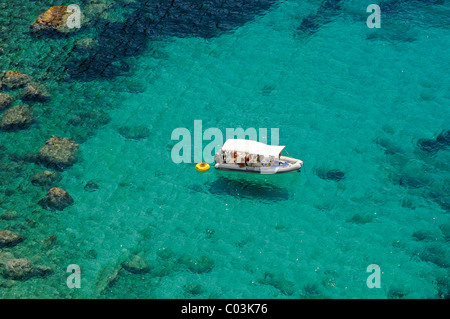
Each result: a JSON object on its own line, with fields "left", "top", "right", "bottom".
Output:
{"left": 221, "top": 139, "right": 285, "bottom": 158}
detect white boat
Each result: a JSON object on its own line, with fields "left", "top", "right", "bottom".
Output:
{"left": 214, "top": 139, "right": 303, "bottom": 174}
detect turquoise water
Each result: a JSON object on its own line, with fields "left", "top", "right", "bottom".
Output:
{"left": 0, "top": 0, "right": 449, "bottom": 298}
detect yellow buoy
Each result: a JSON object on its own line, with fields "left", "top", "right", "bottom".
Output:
{"left": 196, "top": 162, "right": 210, "bottom": 171}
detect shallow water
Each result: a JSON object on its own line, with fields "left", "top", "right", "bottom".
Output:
{"left": 0, "top": 0, "right": 449, "bottom": 298}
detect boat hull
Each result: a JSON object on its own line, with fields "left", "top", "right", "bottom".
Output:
{"left": 214, "top": 156, "right": 303, "bottom": 175}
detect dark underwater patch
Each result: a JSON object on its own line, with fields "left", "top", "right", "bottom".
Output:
{"left": 417, "top": 130, "right": 450, "bottom": 154}
{"left": 66, "top": 0, "right": 276, "bottom": 80}
{"left": 296, "top": 0, "right": 343, "bottom": 37}
{"left": 118, "top": 125, "right": 151, "bottom": 140}
{"left": 190, "top": 177, "right": 290, "bottom": 202}
{"left": 142, "top": 0, "right": 276, "bottom": 39}
{"left": 315, "top": 168, "right": 345, "bottom": 182}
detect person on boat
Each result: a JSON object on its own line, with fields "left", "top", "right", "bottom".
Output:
{"left": 236, "top": 152, "right": 246, "bottom": 167}
{"left": 249, "top": 154, "right": 261, "bottom": 167}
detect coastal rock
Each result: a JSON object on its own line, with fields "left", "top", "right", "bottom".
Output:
{"left": 31, "top": 170, "right": 61, "bottom": 186}
{"left": 30, "top": 6, "right": 80, "bottom": 34}
{"left": 121, "top": 255, "right": 150, "bottom": 274}
{"left": 2, "top": 258, "right": 33, "bottom": 280}
{"left": 38, "top": 136, "right": 79, "bottom": 169}
{"left": 0, "top": 71, "right": 33, "bottom": 89}
{"left": 38, "top": 187, "right": 74, "bottom": 211}
{"left": 0, "top": 230, "right": 24, "bottom": 248}
{"left": 21, "top": 82, "right": 51, "bottom": 102}
{"left": 0, "top": 105, "right": 34, "bottom": 130}
{"left": 0, "top": 93, "right": 13, "bottom": 110}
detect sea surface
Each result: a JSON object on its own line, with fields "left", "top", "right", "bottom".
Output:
{"left": 0, "top": 0, "right": 449, "bottom": 298}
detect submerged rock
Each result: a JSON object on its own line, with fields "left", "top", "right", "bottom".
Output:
{"left": 0, "top": 252, "right": 14, "bottom": 266}
{"left": 121, "top": 255, "right": 150, "bottom": 274}
{"left": 0, "top": 230, "right": 24, "bottom": 248}
{"left": 74, "top": 38, "right": 99, "bottom": 52}
{"left": 417, "top": 129, "right": 450, "bottom": 154}
{"left": 30, "top": 6, "right": 81, "bottom": 34}
{"left": 412, "top": 229, "right": 442, "bottom": 242}
{"left": 38, "top": 187, "right": 74, "bottom": 211}
{"left": 0, "top": 211, "right": 19, "bottom": 221}
{"left": 95, "top": 262, "right": 122, "bottom": 295}
{"left": 21, "top": 82, "right": 51, "bottom": 102}
{"left": 417, "top": 138, "right": 441, "bottom": 154}
{"left": 2, "top": 258, "right": 34, "bottom": 280}
{"left": 436, "top": 130, "right": 450, "bottom": 146}
{"left": 1, "top": 258, "right": 52, "bottom": 280}
{"left": 347, "top": 213, "right": 374, "bottom": 224}
{"left": 0, "top": 93, "right": 13, "bottom": 110}
{"left": 419, "top": 243, "right": 450, "bottom": 268}
{"left": 184, "top": 283, "right": 205, "bottom": 296}
{"left": 84, "top": 180, "right": 99, "bottom": 192}
{"left": 179, "top": 255, "right": 215, "bottom": 274}
{"left": 38, "top": 136, "right": 79, "bottom": 169}
{"left": 259, "top": 272, "right": 296, "bottom": 296}
{"left": 42, "top": 235, "right": 57, "bottom": 249}
{"left": 33, "top": 265, "right": 54, "bottom": 277}
{"left": 118, "top": 125, "right": 150, "bottom": 140}
{"left": 0, "top": 71, "right": 33, "bottom": 89}
{"left": 297, "top": 0, "right": 343, "bottom": 38}
{"left": 0, "top": 105, "right": 34, "bottom": 130}
{"left": 398, "top": 174, "right": 429, "bottom": 189}
{"left": 316, "top": 168, "right": 345, "bottom": 182}
{"left": 439, "top": 223, "right": 450, "bottom": 241}
{"left": 31, "top": 170, "right": 61, "bottom": 186}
